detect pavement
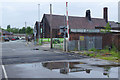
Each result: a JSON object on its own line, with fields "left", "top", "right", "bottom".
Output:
{"left": 1, "top": 40, "right": 120, "bottom": 79}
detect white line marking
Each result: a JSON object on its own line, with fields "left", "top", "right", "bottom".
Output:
{"left": 2, "top": 65, "right": 8, "bottom": 80}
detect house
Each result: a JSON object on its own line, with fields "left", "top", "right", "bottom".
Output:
{"left": 34, "top": 21, "right": 41, "bottom": 39}
{"left": 109, "top": 21, "right": 120, "bottom": 30}
{"left": 2, "top": 30, "right": 13, "bottom": 37}
{"left": 35, "top": 7, "right": 119, "bottom": 50}
{"left": 40, "top": 9, "right": 106, "bottom": 38}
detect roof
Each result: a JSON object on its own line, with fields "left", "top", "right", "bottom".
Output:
{"left": 43, "top": 14, "right": 106, "bottom": 29}
{"left": 110, "top": 30, "right": 120, "bottom": 33}
{"left": 109, "top": 21, "right": 119, "bottom": 28}
{"left": 2, "top": 30, "right": 13, "bottom": 35}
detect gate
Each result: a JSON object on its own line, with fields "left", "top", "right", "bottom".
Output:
{"left": 79, "top": 36, "right": 102, "bottom": 50}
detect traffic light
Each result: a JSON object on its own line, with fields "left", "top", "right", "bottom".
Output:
{"left": 60, "top": 26, "right": 67, "bottom": 33}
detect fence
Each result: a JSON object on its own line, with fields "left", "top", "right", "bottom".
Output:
{"left": 53, "top": 38, "right": 64, "bottom": 50}
{"left": 67, "top": 36, "right": 102, "bottom": 51}
{"left": 40, "top": 36, "right": 102, "bottom": 51}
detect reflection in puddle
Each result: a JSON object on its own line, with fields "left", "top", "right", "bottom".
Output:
{"left": 103, "top": 66, "right": 111, "bottom": 78}
{"left": 42, "top": 62, "right": 91, "bottom": 74}
{"left": 42, "top": 61, "right": 119, "bottom": 78}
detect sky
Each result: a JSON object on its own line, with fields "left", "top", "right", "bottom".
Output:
{"left": 0, "top": 0, "right": 119, "bottom": 29}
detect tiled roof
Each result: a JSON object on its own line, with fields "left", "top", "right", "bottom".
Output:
{"left": 109, "top": 21, "right": 119, "bottom": 28}
{"left": 3, "top": 30, "right": 13, "bottom": 35}
{"left": 44, "top": 14, "right": 106, "bottom": 29}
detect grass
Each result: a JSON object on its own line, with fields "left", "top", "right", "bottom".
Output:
{"left": 82, "top": 47, "right": 119, "bottom": 62}
{"left": 39, "top": 38, "right": 64, "bottom": 42}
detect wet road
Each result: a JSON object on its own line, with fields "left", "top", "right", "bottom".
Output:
{"left": 2, "top": 40, "right": 85, "bottom": 65}
{"left": 1, "top": 41, "right": 119, "bottom": 80}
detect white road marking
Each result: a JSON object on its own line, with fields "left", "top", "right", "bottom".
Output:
{"left": 2, "top": 65, "right": 8, "bottom": 80}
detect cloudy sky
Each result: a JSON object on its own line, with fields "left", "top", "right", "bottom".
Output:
{"left": 0, "top": 0, "right": 119, "bottom": 29}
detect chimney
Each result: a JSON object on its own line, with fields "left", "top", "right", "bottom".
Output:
{"left": 103, "top": 7, "right": 108, "bottom": 23}
{"left": 86, "top": 10, "right": 91, "bottom": 21}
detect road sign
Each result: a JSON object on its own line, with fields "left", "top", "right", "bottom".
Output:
{"left": 80, "top": 36, "right": 84, "bottom": 41}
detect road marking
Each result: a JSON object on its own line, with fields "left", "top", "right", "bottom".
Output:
{"left": 2, "top": 65, "right": 8, "bottom": 80}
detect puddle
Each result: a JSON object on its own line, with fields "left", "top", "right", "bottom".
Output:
{"left": 33, "top": 48, "right": 39, "bottom": 50}
{"left": 42, "top": 61, "right": 119, "bottom": 78}
{"left": 43, "top": 50, "right": 48, "bottom": 51}
{"left": 9, "top": 60, "right": 119, "bottom": 78}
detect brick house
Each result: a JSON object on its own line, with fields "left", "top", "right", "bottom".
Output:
{"left": 35, "top": 7, "right": 119, "bottom": 49}
{"left": 40, "top": 10, "right": 106, "bottom": 38}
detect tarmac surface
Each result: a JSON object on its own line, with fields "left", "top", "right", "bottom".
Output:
{"left": 1, "top": 40, "right": 120, "bottom": 80}
{"left": 2, "top": 40, "right": 87, "bottom": 65}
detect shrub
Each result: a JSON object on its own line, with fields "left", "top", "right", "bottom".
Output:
{"left": 89, "top": 48, "right": 97, "bottom": 52}
{"left": 89, "top": 53, "right": 95, "bottom": 57}
{"left": 111, "top": 44, "right": 117, "bottom": 51}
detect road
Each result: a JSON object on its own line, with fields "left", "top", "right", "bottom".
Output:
{"left": 2, "top": 40, "right": 85, "bottom": 65}
{"left": 1, "top": 40, "right": 119, "bottom": 80}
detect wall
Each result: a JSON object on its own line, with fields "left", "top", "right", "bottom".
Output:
{"left": 112, "top": 34, "right": 120, "bottom": 50}
{"left": 70, "top": 32, "right": 112, "bottom": 49}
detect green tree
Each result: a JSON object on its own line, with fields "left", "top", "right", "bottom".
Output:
{"left": 7, "top": 25, "right": 10, "bottom": 29}
{"left": 11, "top": 28, "right": 19, "bottom": 34}
{"left": 21, "top": 27, "right": 26, "bottom": 34}
{"left": 104, "top": 22, "right": 111, "bottom": 32}
{"left": 6, "top": 25, "right": 11, "bottom": 32}
{"left": 26, "top": 26, "right": 33, "bottom": 34}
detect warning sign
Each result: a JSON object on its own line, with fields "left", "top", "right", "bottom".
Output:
{"left": 80, "top": 36, "right": 84, "bottom": 41}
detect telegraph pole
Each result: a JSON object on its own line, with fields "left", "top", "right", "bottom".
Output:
{"left": 38, "top": 4, "right": 40, "bottom": 44}
{"left": 63, "top": 15, "right": 66, "bottom": 51}
{"left": 50, "top": 4, "right": 53, "bottom": 49}
{"left": 25, "top": 21, "right": 27, "bottom": 41}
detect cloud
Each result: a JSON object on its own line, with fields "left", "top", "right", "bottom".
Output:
{"left": 1, "top": 1, "right": 118, "bottom": 29}
{"left": 0, "top": 0, "right": 119, "bottom": 2}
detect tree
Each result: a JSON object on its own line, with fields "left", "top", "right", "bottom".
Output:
{"left": 25, "top": 26, "right": 33, "bottom": 34}
{"left": 21, "top": 27, "right": 26, "bottom": 34}
{"left": 11, "top": 28, "right": 19, "bottom": 34}
{"left": 6, "top": 25, "right": 11, "bottom": 32}
{"left": 104, "top": 22, "right": 111, "bottom": 32}
{"left": 7, "top": 25, "right": 11, "bottom": 29}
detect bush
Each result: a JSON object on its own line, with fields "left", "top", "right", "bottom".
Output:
{"left": 89, "top": 53, "right": 95, "bottom": 57}
{"left": 110, "top": 51, "right": 118, "bottom": 57}
{"left": 111, "top": 45, "right": 117, "bottom": 51}
{"left": 89, "top": 48, "right": 97, "bottom": 52}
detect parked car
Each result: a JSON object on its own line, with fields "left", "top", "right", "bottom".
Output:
{"left": 15, "top": 37, "right": 19, "bottom": 40}
{"left": 8, "top": 37, "right": 12, "bottom": 40}
{"left": 11, "top": 37, "right": 16, "bottom": 41}
{"left": 3, "top": 37, "right": 9, "bottom": 42}
{"left": 20, "top": 37, "right": 25, "bottom": 40}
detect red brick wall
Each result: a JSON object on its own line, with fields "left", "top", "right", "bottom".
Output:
{"left": 70, "top": 32, "right": 112, "bottom": 48}
{"left": 112, "top": 34, "right": 120, "bottom": 50}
